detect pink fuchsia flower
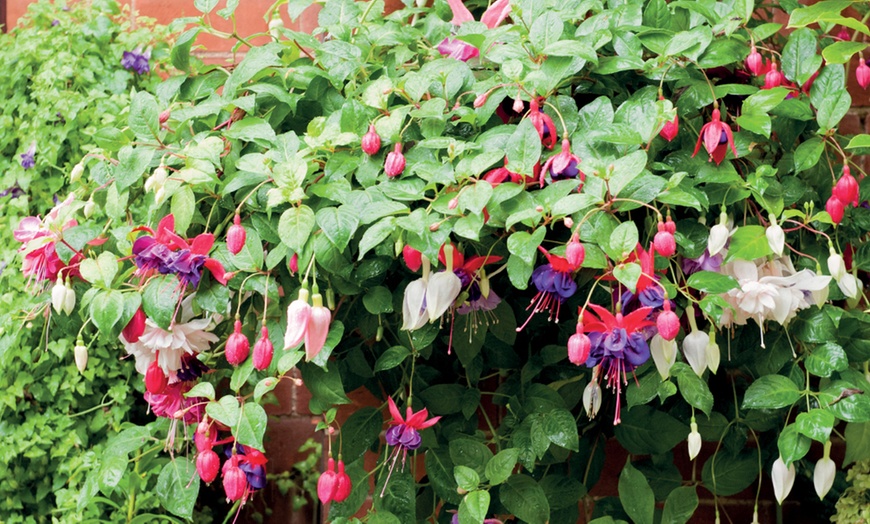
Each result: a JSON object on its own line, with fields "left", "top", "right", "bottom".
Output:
{"left": 763, "top": 62, "right": 784, "bottom": 89}
{"left": 222, "top": 458, "right": 248, "bottom": 503}
{"left": 252, "top": 326, "right": 274, "bottom": 371}
{"left": 403, "top": 245, "right": 423, "bottom": 272}
{"left": 284, "top": 287, "right": 312, "bottom": 349}
{"left": 437, "top": 38, "right": 480, "bottom": 62}
{"left": 745, "top": 45, "right": 763, "bottom": 76}
{"left": 362, "top": 124, "right": 381, "bottom": 155}
{"left": 541, "top": 139, "right": 583, "bottom": 187}
{"left": 581, "top": 304, "right": 655, "bottom": 424}
{"left": 692, "top": 109, "right": 737, "bottom": 165}
{"left": 656, "top": 301, "right": 680, "bottom": 341}
{"left": 197, "top": 449, "right": 220, "bottom": 483}
{"left": 833, "top": 165, "right": 859, "bottom": 207}
{"left": 305, "top": 289, "right": 332, "bottom": 361}
{"left": 483, "top": 158, "right": 537, "bottom": 187}
{"left": 528, "top": 98, "right": 557, "bottom": 149}
{"left": 226, "top": 214, "right": 246, "bottom": 255}
{"left": 319, "top": 458, "right": 352, "bottom": 504}
{"left": 446, "top": 0, "right": 511, "bottom": 28}
{"left": 567, "top": 320, "right": 591, "bottom": 365}
{"left": 385, "top": 143, "right": 406, "bottom": 177}
{"left": 439, "top": 243, "right": 502, "bottom": 314}
{"left": 826, "top": 196, "right": 845, "bottom": 224}
{"left": 660, "top": 113, "right": 679, "bottom": 142}
{"left": 123, "top": 307, "right": 147, "bottom": 344}
{"left": 144, "top": 380, "right": 205, "bottom": 424}
{"left": 386, "top": 396, "right": 440, "bottom": 451}
{"left": 857, "top": 60, "right": 870, "bottom": 89}
{"left": 653, "top": 221, "right": 676, "bottom": 257}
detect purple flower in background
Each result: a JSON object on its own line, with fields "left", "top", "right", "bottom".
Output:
{"left": 683, "top": 249, "right": 723, "bottom": 275}
{"left": 20, "top": 143, "right": 36, "bottom": 169}
{"left": 437, "top": 38, "right": 479, "bottom": 61}
{"left": 51, "top": 19, "right": 60, "bottom": 26}
{"left": 121, "top": 47, "right": 151, "bottom": 75}
{"left": 0, "top": 185, "right": 24, "bottom": 199}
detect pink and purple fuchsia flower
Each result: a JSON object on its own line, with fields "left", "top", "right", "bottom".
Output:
{"left": 518, "top": 246, "right": 581, "bottom": 330}
{"left": 381, "top": 396, "right": 440, "bottom": 496}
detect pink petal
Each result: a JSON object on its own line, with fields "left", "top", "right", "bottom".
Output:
{"left": 304, "top": 306, "right": 331, "bottom": 361}
{"left": 446, "top": 0, "right": 474, "bottom": 25}
{"left": 703, "top": 124, "right": 721, "bottom": 156}
{"left": 190, "top": 233, "right": 215, "bottom": 255}
{"left": 387, "top": 396, "right": 405, "bottom": 425}
{"left": 204, "top": 258, "right": 228, "bottom": 285}
{"left": 480, "top": 0, "right": 511, "bottom": 29}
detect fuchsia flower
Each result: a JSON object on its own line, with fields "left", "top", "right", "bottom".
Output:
{"left": 197, "top": 449, "right": 220, "bottom": 483}
{"left": 132, "top": 214, "right": 228, "bottom": 287}
{"left": 283, "top": 284, "right": 331, "bottom": 361}
{"left": 745, "top": 45, "right": 763, "bottom": 76}
{"left": 692, "top": 109, "right": 737, "bottom": 165}
{"left": 439, "top": 244, "right": 502, "bottom": 313}
{"left": 226, "top": 319, "right": 251, "bottom": 366}
{"left": 438, "top": 0, "right": 511, "bottom": 61}
{"left": 541, "top": 139, "right": 584, "bottom": 187}
{"left": 857, "top": 60, "right": 870, "bottom": 89}
{"left": 252, "top": 326, "right": 274, "bottom": 371}
{"left": 144, "top": 381, "right": 205, "bottom": 424}
{"left": 15, "top": 195, "right": 79, "bottom": 287}
{"left": 437, "top": 39, "right": 479, "bottom": 61}
{"left": 833, "top": 165, "right": 859, "bottom": 207}
{"left": 379, "top": 396, "right": 441, "bottom": 496}
{"left": 318, "top": 457, "right": 351, "bottom": 504}
{"left": 403, "top": 245, "right": 423, "bottom": 272}
{"left": 763, "top": 62, "right": 784, "bottom": 89}
{"left": 484, "top": 158, "right": 537, "bottom": 187}
{"left": 653, "top": 220, "right": 676, "bottom": 257}
{"left": 362, "top": 124, "right": 381, "bottom": 155}
{"left": 518, "top": 246, "right": 582, "bottom": 330}
{"left": 582, "top": 304, "right": 655, "bottom": 424}
{"left": 527, "top": 98, "right": 557, "bottom": 149}
{"left": 384, "top": 144, "right": 406, "bottom": 177}
{"left": 226, "top": 214, "right": 246, "bottom": 255}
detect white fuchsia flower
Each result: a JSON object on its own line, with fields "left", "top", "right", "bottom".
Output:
{"left": 707, "top": 210, "right": 731, "bottom": 257}
{"left": 650, "top": 334, "right": 676, "bottom": 380}
{"left": 766, "top": 216, "right": 785, "bottom": 256}
{"left": 772, "top": 456, "right": 796, "bottom": 504}
{"left": 687, "top": 419, "right": 702, "bottom": 460}
{"left": 814, "top": 441, "right": 836, "bottom": 499}
{"left": 121, "top": 295, "right": 219, "bottom": 376}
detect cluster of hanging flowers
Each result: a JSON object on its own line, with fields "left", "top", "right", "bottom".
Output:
{"left": 14, "top": 195, "right": 81, "bottom": 289}
{"left": 195, "top": 416, "right": 268, "bottom": 507}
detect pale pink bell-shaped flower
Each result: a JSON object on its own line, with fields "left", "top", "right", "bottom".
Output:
{"left": 650, "top": 334, "right": 676, "bottom": 379}
{"left": 318, "top": 457, "right": 338, "bottom": 504}
{"left": 683, "top": 329, "right": 708, "bottom": 376}
{"left": 305, "top": 292, "right": 331, "bottom": 361}
{"left": 283, "top": 288, "right": 311, "bottom": 349}
{"left": 745, "top": 45, "right": 763, "bottom": 75}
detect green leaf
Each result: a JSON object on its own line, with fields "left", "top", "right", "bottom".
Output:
{"left": 615, "top": 405, "right": 689, "bottom": 455}
{"left": 170, "top": 185, "right": 195, "bottom": 235}
{"left": 778, "top": 423, "right": 811, "bottom": 465}
{"left": 156, "top": 458, "right": 199, "bottom": 519}
{"left": 500, "top": 475, "right": 550, "bottom": 524}
{"left": 822, "top": 40, "right": 869, "bottom": 64}
{"left": 846, "top": 134, "right": 870, "bottom": 149}
{"left": 661, "top": 486, "right": 699, "bottom": 524}
{"left": 185, "top": 381, "right": 216, "bottom": 400}
{"left": 608, "top": 221, "right": 639, "bottom": 261}
{"left": 277, "top": 350, "right": 304, "bottom": 374}
{"left": 129, "top": 91, "right": 159, "bottom": 140}
{"left": 701, "top": 452, "right": 757, "bottom": 496}
{"left": 374, "top": 346, "right": 410, "bottom": 372}
{"left": 91, "top": 291, "right": 124, "bottom": 334}
{"left": 278, "top": 205, "right": 316, "bottom": 253}
{"left": 795, "top": 409, "right": 835, "bottom": 443}
{"left": 675, "top": 364, "right": 714, "bottom": 416}
{"left": 485, "top": 448, "right": 519, "bottom": 486}
{"left": 723, "top": 225, "right": 772, "bottom": 263}
{"left": 794, "top": 137, "right": 825, "bottom": 173}
{"left": 686, "top": 271, "right": 739, "bottom": 294}
{"left": 340, "top": 407, "right": 383, "bottom": 461}
{"left": 454, "top": 465, "right": 480, "bottom": 492}
{"left": 781, "top": 28, "right": 822, "bottom": 85}
{"left": 543, "top": 409, "right": 579, "bottom": 451}
{"left": 459, "top": 182, "right": 494, "bottom": 215}
{"left": 253, "top": 378, "right": 278, "bottom": 402}
{"left": 230, "top": 357, "right": 255, "bottom": 392}
{"left": 844, "top": 422, "right": 870, "bottom": 465}
{"left": 618, "top": 460, "right": 655, "bottom": 524}
{"left": 363, "top": 286, "right": 394, "bottom": 315}
{"left": 816, "top": 87, "right": 851, "bottom": 131}
{"left": 613, "top": 263, "right": 642, "bottom": 294}
{"left": 507, "top": 227, "right": 546, "bottom": 265}
{"left": 235, "top": 402, "right": 267, "bottom": 451}
{"left": 316, "top": 207, "right": 360, "bottom": 251}
{"left": 194, "top": 0, "right": 218, "bottom": 13}
{"left": 171, "top": 28, "right": 200, "bottom": 72}
{"left": 506, "top": 119, "right": 542, "bottom": 177}
{"left": 206, "top": 395, "right": 241, "bottom": 428}
{"left": 742, "top": 375, "right": 801, "bottom": 409}
{"left": 114, "top": 146, "right": 152, "bottom": 191}
{"left": 358, "top": 217, "right": 396, "bottom": 260}
{"left": 459, "top": 490, "right": 490, "bottom": 524}
{"left": 223, "top": 45, "right": 282, "bottom": 97}
{"left": 142, "top": 275, "right": 182, "bottom": 330}
{"left": 609, "top": 150, "right": 648, "bottom": 198}
{"left": 529, "top": 12, "right": 564, "bottom": 51}
{"left": 806, "top": 342, "right": 848, "bottom": 377}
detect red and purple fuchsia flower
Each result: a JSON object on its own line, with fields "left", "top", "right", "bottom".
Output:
{"left": 580, "top": 304, "right": 655, "bottom": 425}
{"left": 518, "top": 241, "right": 584, "bottom": 330}
{"left": 541, "top": 138, "right": 584, "bottom": 187}
{"left": 692, "top": 108, "right": 737, "bottom": 165}
{"left": 132, "top": 214, "right": 228, "bottom": 288}
{"left": 381, "top": 396, "right": 440, "bottom": 495}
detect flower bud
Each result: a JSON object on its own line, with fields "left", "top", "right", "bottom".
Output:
{"left": 195, "top": 420, "right": 216, "bottom": 452}
{"left": 583, "top": 381, "right": 602, "bottom": 419}
{"left": 745, "top": 45, "right": 763, "bottom": 76}
{"left": 306, "top": 293, "right": 332, "bottom": 361}
{"left": 687, "top": 420, "right": 702, "bottom": 460}
{"left": 838, "top": 272, "right": 861, "bottom": 299}
{"left": 683, "top": 329, "right": 708, "bottom": 377}
{"left": 563, "top": 216, "right": 574, "bottom": 228}
{"left": 253, "top": 326, "right": 274, "bottom": 371}
{"left": 764, "top": 62, "right": 783, "bottom": 89}
{"left": 362, "top": 124, "right": 381, "bottom": 155}
{"left": 159, "top": 109, "right": 171, "bottom": 125}
{"left": 650, "top": 334, "right": 676, "bottom": 380}
{"left": 84, "top": 198, "right": 95, "bottom": 218}
{"left": 653, "top": 229, "right": 676, "bottom": 257}
{"left": 52, "top": 277, "right": 67, "bottom": 315}
{"left": 858, "top": 60, "right": 870, "bottom": 89}
{"left": 664, "top": 216, "right": 676, "bottom": 234}
{"left": 766, "top": 218, "right": 785, "bottom": 256}
{"left": 197, "top": 450, "right": 220, "bottom": 483}
{"left": 706, "top": 329, "right": 720, "bottom": 374}
{"left": 268, "top": 17, "right": 283, "bottom": 39}
{"left": 333, "top": 459, "right": 352, "bottom": 502}
{"left": 828, "top": 247, "right": 846, "bottom": 281}
{"left": 70, "top": 163, "right": 84, "bottom": 183}
{"left": 814, "top": 441, "right": 836, "bottom": 499}
{"left": 403, "top": 245, "right": 423, "bottom": 272}
{"left": 223, "top": 463, "right": 247, "bottom": 502}
{"left": 145, "top": 359, "right": 168, "bottom": 394}
{"left": 289, "top": 253, "right": 299, "bottom": 274}
{"left": 512, "top": 97, "right": 524, "bottom": 114}
{"left": 771, "top": 456, "right": 796, "bottom": 505}
{"left": 227, "top": 214, "right": 246, "bottom": 255}
{"left": 122, "top": 308, "right": 146, "bottom": 343}
{"left": 826, "top": 196, "right": 845, "bottom": 224}
{"left": 284, "top": 288, "right": 311, "bottom": 349}
{"left": 74, "top": 342, "right": 88, "bottom": 373}
{"left": 708, "top": 211, "right": 730, "bottom": 256}
{"left": 63, "top": 279, "right": 76, "bottom": 315}
{"left": 385, "top": 143, "right": 406, "bottom": 177}
{"left": 448, "top": 197, "right": 459, "bottom": 210}
{"left": 226, "top": 320, "right": 251, "bottom": 366}
{"left": 567, "top": 331, "right": 591, "bottom": 365}
{"left": 833, "top": 166, "right": 859, "bottom": 207}
{"left": 656, "top": 304, "right": 680, "bottom": 341}
{"left": 473, "top": 92, "right": 488, "bottom": 108}
{"left": 660, "top": 113, "right": 679, "bottom": 142}
{"left": 566, "top": 237, "right": 585, "bottom": 269}
{"left": 317, "top": 457, "right": 338, "bottom": 504}
{"left": 146, "top": 166, "right": 168, "bottom": 193}
{"left": 154, "top": 187, "right": 166, "bottom": 206}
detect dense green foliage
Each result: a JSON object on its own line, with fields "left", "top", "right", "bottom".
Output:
{"left": 7, "top": 0, "right": 870, "bottom": 522}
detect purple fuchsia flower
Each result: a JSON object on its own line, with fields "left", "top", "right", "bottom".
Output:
{"left": 518, "top": 247, "right": 580, "bottom": 330}
{"left": 683, "top": 248, "right": 724, "bottom": 275}
{"left": 121, "top": 47, "right": 151, "bottom": 75}
{"left": 234, "top": 445, "right": 268, "bottom": 490}
{"left": 440, "top": 244, "right": 503, "bottom": 335}
{"left": 582, "top": 304, "right": 655, "bottom": 425}
{"left": 381, "top": 396, "right": 441, "bottom": 496}
{"left": 20, "top": 142, "right": 36, "bottom": 169}
{"left": 541, "top": 138, "right": 583, "bottom": 187}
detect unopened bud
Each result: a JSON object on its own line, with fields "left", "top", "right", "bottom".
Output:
{"left": 473, "top": 92, "right": 488, "bottom": 108}
{"left": 74, "top": 342, "right": 88, "bottom": 373}
{"left": 70, "top": 163, "right": 84, "bottom": 183}
{"left": 84, "top": 198, "right": 95, "bottom": 218}
{"left": 159, "top": 109, "right": 171, "bottom": 125}
{"left": 448, "top": 197, "right": 459, "bottom": 210}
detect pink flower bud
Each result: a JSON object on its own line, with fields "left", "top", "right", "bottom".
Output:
{"left": 122, "top": 307, "right": 146, "bottom": 343}
{"left": 197, "top": 450, "right": 220, "bottom": 483}
{"left": 226, "top": 320, "right": 250, "bottom": 366}
{"left": 222, "top": 463, "right": 247, "bottom": 502}
{"left": 195, "top": 420, "right": 215, "bottom": 452}
{"left": 563, "top": 217, "right": 574, "bottom": 228}
{"left": 159, "top": 109, "right": 171, "bottom": 125}
{"left": 833, "top": 166, "right": 859, "bottom": 206}
{"left": 512, "top": 97, "right": 524, "bottom": 114}
{"left": 333, "top": 459, "right": 352, "bottom": 502}
{"left": 826, "top": 196, "right": 846, "bottom": 224}
{"left": 448, "top": 197, "right": 459, "bottom": 209}
{"left": 567, "top": 332, "right": 591, "bottom": 365}
{"left": 764, "top": 62, "right": 783, "bottom": 89}
{"left": 745, "top": 46, "right": 763, "bottom": 76}
{"left": 317, "top": 458, "right": 338, "bottom": 504}
{"left": 385, "top": 143, "right": 406, "bottom": 177}
{"left": 305, "top": 294, "right": 332, "bottom": 361}
{"left": 289, "top": 253, "right": 299, "bottom": 274}
{"left": 253, "top": 326, "right": 274, "bottom": 371}
{"left": 857, "top": 61, "right": 870, "bottom": 89}
{"left": 145, "top": 359, "right": 167, "bottom": 394}
{"left": 656, "top": 305, "right": 680, "bottom": 341}
{"left": 664, "top": 216, "right": 676, "bottom": 234}
{"left": 660, "top": 113, "right": 679, "bottom": 142}
{"left": 362, "top": 124, "right": 381, "bottom": 155}
{"left": 566, "top": 238, "right": 585, "bottom": 269}
{"left": 283, "top": 288, "right": 311, "bottom": 349}
{"left": 473, "top": 93, "right": 488, "bottom": 108}
{"left": 653, "top": 230, "right": 676, "bottom": 257}
{"left": 403, "top": 245, "right": 423, "bottom": 272}
{"left": 227, "top": 214, "right": 246, "bottom": 255}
